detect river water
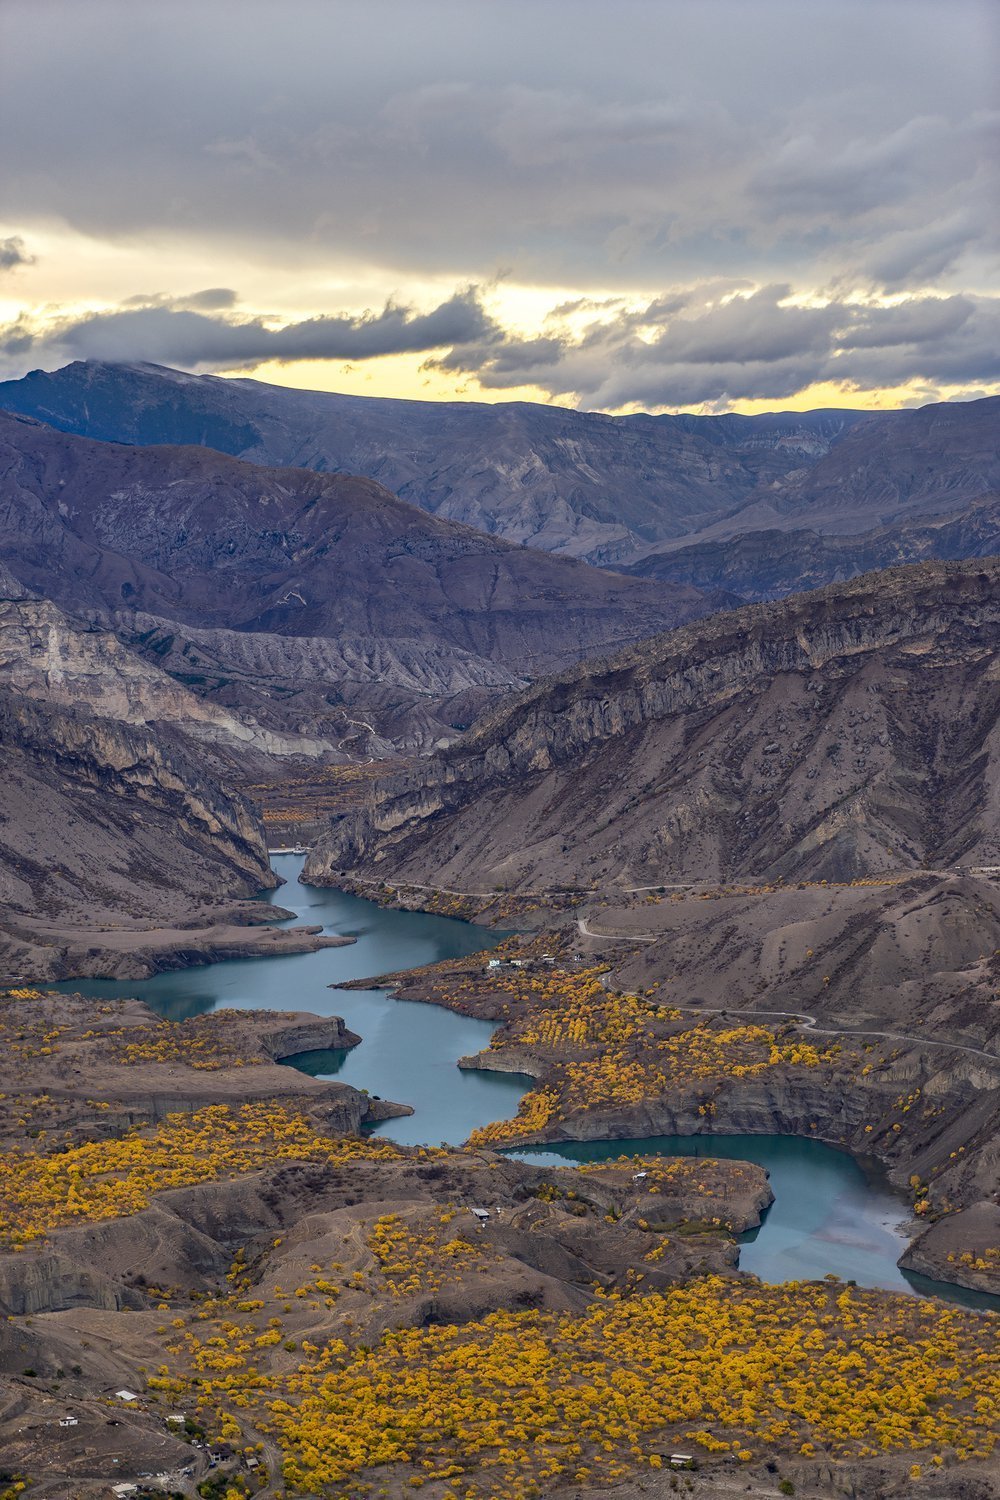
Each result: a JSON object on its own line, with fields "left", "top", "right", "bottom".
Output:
{"left": 60, "top": 855, "right": 994, "bottom": 1308}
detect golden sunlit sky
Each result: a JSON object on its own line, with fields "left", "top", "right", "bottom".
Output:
{"left": 1, "top": 0, "right": 998, "bottom": 415}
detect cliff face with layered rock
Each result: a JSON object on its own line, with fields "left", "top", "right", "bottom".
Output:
{"left": 0, "top": 677, "right": 291, "bottom": 980}
{"left": 0, "top": 586, "right": 327, "bottom": 764}
{"left": 305, "top": 559, "right": 1000, "bottom": 889}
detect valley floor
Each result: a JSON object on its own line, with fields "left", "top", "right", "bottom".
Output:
{"left": 0, "top": 882, "right": 996, "bottom": 1498}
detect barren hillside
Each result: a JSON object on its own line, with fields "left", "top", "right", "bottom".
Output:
{"left": 0, "top": 409, "right": 715, "bottom": 751}
{"left": 305, "top": 559, "right": 1000, "bottom": 890}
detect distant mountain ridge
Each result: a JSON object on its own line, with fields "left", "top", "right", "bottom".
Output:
{"left": 624, "top": 494, "right": 1000, "bottom": 601}
{"left": 0, "top": 360, "right": 869, "bottom": 563}
{"left": 2, "top": 361, "right": 996, "bottom": 593}
{"left": 0, "top": 409, "right": 713, "bottom": 753}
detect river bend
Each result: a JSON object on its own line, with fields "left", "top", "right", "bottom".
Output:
{"left": 61, "top": 855, "right": 994, "bottom": 1308}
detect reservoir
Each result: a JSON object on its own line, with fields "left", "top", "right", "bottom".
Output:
{"left": 61, "top": 855, "right": 993, "bottom": 1307}
{"left": 64, "top": 854, "right": 525, "bottom": 1150}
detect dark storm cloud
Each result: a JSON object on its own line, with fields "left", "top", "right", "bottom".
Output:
{"left": 1, "top": 0, "right": 996, "bottom": 293}
{"left": 0, "top": 237, "right": 34, "bottom": 272}
{"left": 3, "top": 288, "right": 499, "bottom": 369}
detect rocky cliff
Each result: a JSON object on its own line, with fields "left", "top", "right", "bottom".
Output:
{"left": 305, "top": 559, "right": 1000, "bottom": 889}
{"left": 0, "top": 666, "right": 286, "bottom": 980}
{"left": 0, "top": 585, "right": 326, "bottom": 763}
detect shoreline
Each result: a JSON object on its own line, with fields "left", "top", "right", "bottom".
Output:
{"left": 3, "top": 897, "right": 997, "bottom": 1493}
{"left": 24, "top": 862, "right": 1000, "bottom": 1302}
{"left": 328, "top": 917, "right": 1000, "bottom": 1302}
{"left": 5, "top": 914, "right": 355, "bottom": 987}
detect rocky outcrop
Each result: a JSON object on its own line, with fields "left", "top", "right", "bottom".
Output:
{"left": 0, "top": 588, "right": 326, "bottom": 761}
{"left": 0, "top": 671, "right": 292, "bottom": 980}
{"left": 0, "top": 1147, "right": 373, "bottom": 1317}
{"left": 900, "top": 1203, "right": 1000, "bottom": 1295}
{"left": 117, "top": 609, "right": 524, "bottom": 756}
{"left": 0, "top": 687, "right": 270, "bottom": 886}
{"left": 305, "top": 559, "right": 1000, "bottom": 889}
{"left": 254, "top": 1012, "right": 362, "bottom": 1062}
{"left": 0, "top": 580, "right": 344, "bottom": 979}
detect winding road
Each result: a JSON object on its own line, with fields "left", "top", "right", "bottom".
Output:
{"left": 575, "top": 919, "right": 1000, "bottom": 1063}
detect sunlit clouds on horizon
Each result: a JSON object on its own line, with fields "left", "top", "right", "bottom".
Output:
{"left": 1, "top": 0, "right": 997, "bottom": 414}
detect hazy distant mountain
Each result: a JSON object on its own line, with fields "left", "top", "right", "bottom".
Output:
{"left": 625, "top": 494, "right": 1000, "bottom": 600}
{"left": 3, "top": 362, "right": 997, "bottom": 591}
{"left": 0, "top": 410, "right": 714, "bottom": 753}
{"left": 0, "top": 359, "right": 869, "bottom": 564}
{"left": 305, "top": 558, "right": 1000, "bottom": 890}
{"left": 677, "top": 393, "right": 999, "bottom": 539}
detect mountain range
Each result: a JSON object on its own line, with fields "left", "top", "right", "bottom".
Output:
{"left": 1, "top": 364, "right": 998, "bottom": 992}
{"left": 0, "top": 408, "right": 713, "bottom": 755}
{"left": 1, "top": 360, "right": 997, "bottom": 592}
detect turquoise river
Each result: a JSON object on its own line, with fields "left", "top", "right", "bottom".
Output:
{"left": 61, "top": 854, "right": 995, "bottom": 1310}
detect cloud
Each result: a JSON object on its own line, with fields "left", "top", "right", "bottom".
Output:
{"left": 1, "top": 0, "right": 998, "bottom": 408}
{"left": 5, "top": 275, "right": 998, "bottom": 411}
{"left": 2, "top": 287, "right": 500, "bottom": 370}
{"left": 861, "top": 211, "right": 989, "bottom": 292}
{"left": 429, "top": 286, "right": 1000, "bottom": 409}
{"left": 749, "top": 117, "right": 942, "bottom": 218}
{"left": 183, "top": 287, "right": 238, "bottom": 311}
{"left": 0, "top": 236, "right": 34, "bottom": 272}
{"left": 844, "top": 295, "right": 975, "bottom": 349}
{"left": 643, "top": 287, "right": 838, "bottom": 366}
{"left": 120, "top": 287, "right": 239, "bottom": 311}
{"left": 1, "top": 0, "right": 996, "bottom": 297}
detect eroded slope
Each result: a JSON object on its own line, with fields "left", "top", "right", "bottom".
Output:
{"left": 306, "top": 559, "right": 1000, "bottom": 890}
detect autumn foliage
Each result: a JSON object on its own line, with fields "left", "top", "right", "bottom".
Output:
{"left": 0, "top": 1102, "right": 407, "bottom": 1249}
{"left": 148, "top": 1275, "right": 998, "bottom": 1496}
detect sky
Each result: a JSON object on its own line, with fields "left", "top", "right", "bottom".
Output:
{"left": 1, "top": 0, "right": 997, "bottom": 414}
